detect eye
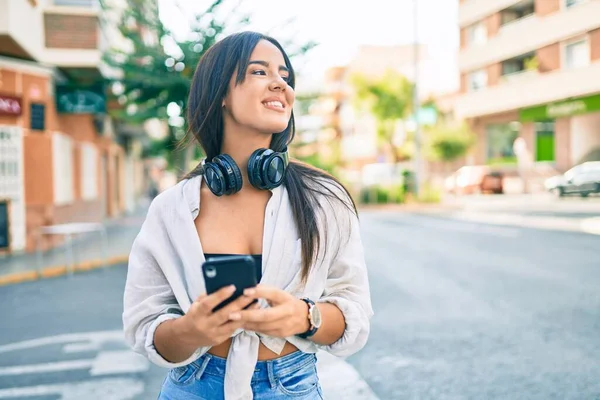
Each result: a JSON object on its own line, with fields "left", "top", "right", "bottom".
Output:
{"left": 281, "top": 75, "right": 290, "bottom": 83}
{"left": 250, "top": 69, "right": 266, "bottom": 76}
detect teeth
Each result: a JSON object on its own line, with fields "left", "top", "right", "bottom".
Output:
{"left": 264, "top": 101, "right": 283, "bottom": 108}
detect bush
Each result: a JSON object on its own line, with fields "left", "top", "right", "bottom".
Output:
{"left": 417, "top": 183, "right": 442, "bottom": 203}
{"left": 359, "top": 184, "right": 405, "bottom": 204}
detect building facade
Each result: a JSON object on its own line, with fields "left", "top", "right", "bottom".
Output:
{"left": 455, "top": 0, "right": 600, "bottom": 173}
{"left": 0, "top": 0, "right": 147, "bottom": 253}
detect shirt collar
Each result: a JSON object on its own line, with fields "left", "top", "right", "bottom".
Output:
{"left": 183, "top": 175, "right": 284, "bottom": 218}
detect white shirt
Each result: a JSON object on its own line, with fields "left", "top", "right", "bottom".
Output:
{"left": 122, "top": 174, "right": 373, "bottom": 400}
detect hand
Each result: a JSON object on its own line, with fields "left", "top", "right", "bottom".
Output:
{"left": 233, "top": 285, "right": 310, "bottom": 338}
{"left": 178, "top": 285, "right": 259, "bottom": 348}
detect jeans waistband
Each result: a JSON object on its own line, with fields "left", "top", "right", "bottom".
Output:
{"left": 191, "top": 351, "right": 317, "bottom": 382}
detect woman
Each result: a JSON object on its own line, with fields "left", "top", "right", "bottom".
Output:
{"left": 123, "top": 31, "right": 373, "bottom": 400}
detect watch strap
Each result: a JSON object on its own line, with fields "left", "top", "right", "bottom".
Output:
{"left": 297, "top": 298, "right": 318, "bottom": 339}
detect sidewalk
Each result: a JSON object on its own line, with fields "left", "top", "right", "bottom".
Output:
{"left": 422, "top": 193, "right": 600, "bottom": 235}
{"left": 361, "top": 192, "right": 600, "bottom": 236}
{"left": 0, "top": 201, "right": 149, "bottom": 286}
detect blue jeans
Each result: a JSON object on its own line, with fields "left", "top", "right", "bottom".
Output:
{"left": 158, "top": 350, "right": 324, "bottom": 399}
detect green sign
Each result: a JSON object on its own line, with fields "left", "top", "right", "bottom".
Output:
{"left": 56, "top": 85, "right": 106, "bottom": 114}
{"left": 520, "top": 94, "right": 600, "bottom": 121}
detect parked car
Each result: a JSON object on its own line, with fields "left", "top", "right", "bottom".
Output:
{"left": 444, "top": 165, "right": 504, "bottom": 195}
{"left": 544, "top": 161, "right": 600, "bottom": 197}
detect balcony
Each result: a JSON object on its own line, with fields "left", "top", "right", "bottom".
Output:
{"left": 45, "top": 0, "right": 100, "bottom": 14}
{"left": 41, "top": 6, "right": 102, "bottom": 72}
{"left": 498, "top": 0, "right": 535, "bottom": 33}
{"left": 459, "top": 0, "right": 600, "bottom": 72}
{"left": 455, "top": 61, "right": 600, "bottom": 119}
{"left": 459, "top": 0, "right": 523, "bottom": 27}
{"left": 0, "top": 0, "right": 44, "bottom": 60}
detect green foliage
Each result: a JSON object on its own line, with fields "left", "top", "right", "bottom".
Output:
{"left": 427, "top": 123, "right": 476, "bottom": 163}
{"left": 351, "top": 70, "right": 414, "bottom": 162}
{"left": 351, "top": 70, "right": 413, "bottom": 121}
{"left": 359, "top": 185, "right": 405, "bottom": 204}
{"left": 359, "top": 184, "right": 405, "bottom": 205}
{"left": 416, "top": 182, "right": 442, "bottom": 203}
{"left": 101, "top": 0, "right": 316, "bottom": 170}
{"left": 294, "top": 152, "right": 336, "bottom": 175}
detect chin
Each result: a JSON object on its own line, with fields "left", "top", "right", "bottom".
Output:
{"left": 258, "top": 120, "right": 290, "bottom": 134}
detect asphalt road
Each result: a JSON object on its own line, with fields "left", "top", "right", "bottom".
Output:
{"left": 0, "top": 211, "right": 599, "bottom": 399}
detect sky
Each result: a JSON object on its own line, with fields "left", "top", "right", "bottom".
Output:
{"left": 157, "top": 0, "right": 459, "bottom": 95}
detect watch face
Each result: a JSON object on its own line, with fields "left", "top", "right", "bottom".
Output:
{"left": 310, "top": 304, "right": 322, "bottom": 328}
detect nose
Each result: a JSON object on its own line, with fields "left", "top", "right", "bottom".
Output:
{"left": 269, "top": 75, "right": 287, "bottom": 92}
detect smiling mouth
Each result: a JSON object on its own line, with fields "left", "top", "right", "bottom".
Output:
{"left": 262, "top": 101, "right": 285, "bottom": 110}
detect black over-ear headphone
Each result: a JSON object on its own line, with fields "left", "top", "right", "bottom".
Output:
{"left": 203, "top": 148, "right": 289, "bottom": 196}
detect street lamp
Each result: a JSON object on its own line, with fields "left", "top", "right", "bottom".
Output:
{"left": 413, "top": 0, "right": 423, "bottom": 199}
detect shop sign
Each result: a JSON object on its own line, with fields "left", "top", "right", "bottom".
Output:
{"left": 520, "top": 94, "right": 600, "bottom": 121}
{"left": 0, "top": 95, "right": 22, "bottom": 116}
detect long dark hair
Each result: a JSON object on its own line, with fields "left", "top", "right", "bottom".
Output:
{"left": 184, "top": 31, "right": 357, "bottom": 282}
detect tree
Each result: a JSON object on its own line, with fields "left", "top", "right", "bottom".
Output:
{"left": 427, "top": 122, "right": 475, "bottom": 170}
{"left": 350, "top": 69, "right": 414, "bottom": 163}
{"left": 101, "top": 0, "right": 316, "bottom": 175}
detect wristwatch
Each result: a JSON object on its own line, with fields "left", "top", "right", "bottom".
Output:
{"left": 297, "top": 298, "right": 322, "bottom": 339}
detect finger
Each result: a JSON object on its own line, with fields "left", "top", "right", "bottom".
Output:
{"left": 198, "top": 285, "right": 236, "bottom": 314}
{"left": 243, "top": 319, "right": 287, "bottom": 333}
{"left": 210, "top": 295, "right": 256, "bottom": 325}
{"left": 243, "top": 285, "right": 293, "bottom": 305}
{"left": 236, "top": 305, "right": 286, "bottom": 323}
{"left": 214, "top": 319, "right": 245, "bottom": 338}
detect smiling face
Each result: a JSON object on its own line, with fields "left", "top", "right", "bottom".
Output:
{"left": 222, "top": 40, "right": 295, "bottom": 135}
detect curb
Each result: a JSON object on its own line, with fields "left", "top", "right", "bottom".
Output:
{"left": 358, "top": 203, "right": 461, "bottom": 213}
{"left": 423, "top": 211, "right": 600, "bottom": 236}
{"left": 0, "top": 255, "right": 130, "bottom": 287}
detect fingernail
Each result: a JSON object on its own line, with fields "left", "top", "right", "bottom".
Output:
{"left": 229, "top": 285, "right": 236, "bottom": 291}
{"left": 229, "top": 312, "right": 241, "bottom": 321}
{"left": 244, "top": 288, "right": 255, "bottom": 296}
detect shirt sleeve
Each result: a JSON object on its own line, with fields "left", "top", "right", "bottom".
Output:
{"left": 122, "top": 198, "right": 208, "bottom": 368}
{"left": 317, "top": 188, "right": 374, "bottom": 357}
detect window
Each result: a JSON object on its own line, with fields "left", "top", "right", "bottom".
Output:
{"left": 486, "top": 123, "right": 520, "bottom": 165}
{"left": 468, "top": 69, "right": 488, "bottom": 92}
{"left": 80, "top": 143, "right": 98, "bottom": 200}
{"left": 564, "top": 38, "right": 590, "bottom": 69}
{"left": 52, "top": 133, "right": 74, "bottom": 206}
{"left": 467, "top": 22, "right": 487, "bottom": 46}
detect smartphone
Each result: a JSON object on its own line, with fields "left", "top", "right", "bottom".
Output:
{"left": 202, "top": 255, "right": 258, "bottom": 312}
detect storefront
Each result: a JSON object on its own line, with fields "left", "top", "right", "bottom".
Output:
{"left": 0, "top": 93, "right": 26, "bottom": 252}
{"left": 0, "top": 58, "right": 129, "bottom": 253}
{"left": 472, "top": 93, "right": 600, "bottom": 172}
{"left": 519, "top": 93, "right": 600, "bottom": 170}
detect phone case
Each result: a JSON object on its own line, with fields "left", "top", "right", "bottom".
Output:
{"left": 202, "top": 255, "right": 258, "bottom": 312}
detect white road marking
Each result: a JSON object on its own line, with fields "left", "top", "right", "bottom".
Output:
{"left": 0, "top": 331, "right": 378, "bottom": 400}
{"left": 63, "top": 342, "right": 102, "bottom": 353}
{"left": 90, "top": 350, "right": 149, "bottom": 376}
{"left": 0, "top": 351, "right": 149, "bottom": 377}
{"left": 0, "top": 331, "right": 124, "bottom": 354}
{"left": 0, "top": 359, "right": 93, "bottom": 376}
{"left": 0, "top": 377, "right": 144, "bottom": 399}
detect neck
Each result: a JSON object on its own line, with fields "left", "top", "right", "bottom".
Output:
{"left": 221, "top": 125, "right": 272, "bottom": 188}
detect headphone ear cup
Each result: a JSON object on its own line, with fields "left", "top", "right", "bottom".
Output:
{"left": 214, "top": 154, "right": 243, "bottom": 194}
{"left": 247, "top": 148, "right": 267, "bottom": 189}
{"left": 203, "top": 162, "right": 227, "bottom": 196}
{"left": 260, "top": 150, "right": 287, "bottom": 189}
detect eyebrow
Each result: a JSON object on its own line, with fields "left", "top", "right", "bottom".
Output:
{"left": 248, "top": 60, "right": 289, "bottom": 73}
